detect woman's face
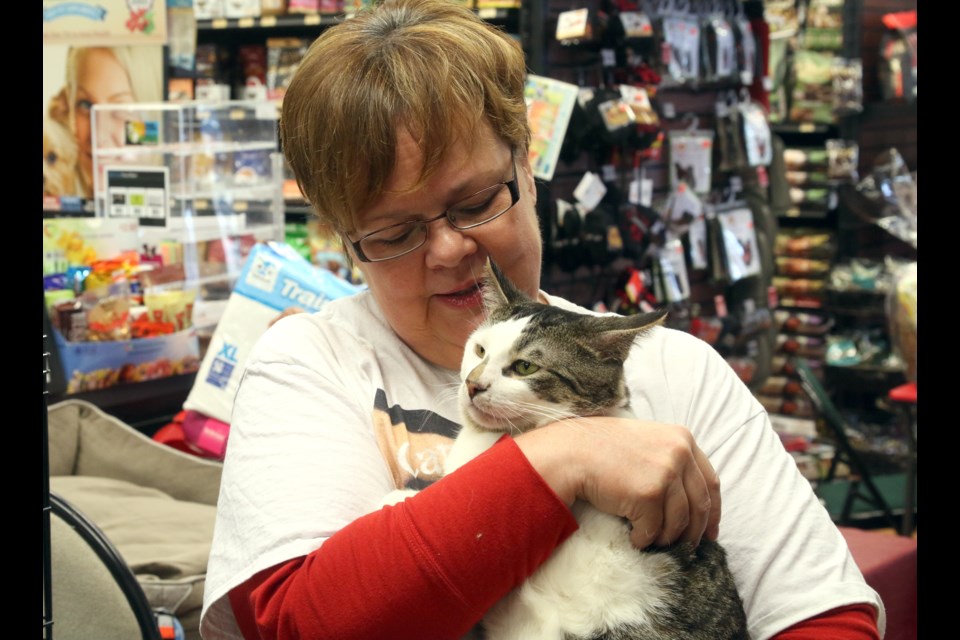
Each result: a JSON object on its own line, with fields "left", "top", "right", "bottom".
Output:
{"left": 73, "top": 48, "right": 136, "bottom": 187}
{"left": 349, "top": 126, "right": 542, "bottom": 370}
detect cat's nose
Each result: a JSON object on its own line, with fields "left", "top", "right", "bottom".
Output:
{"left": 467, "top": 381, "right": 486, "bottom": 399}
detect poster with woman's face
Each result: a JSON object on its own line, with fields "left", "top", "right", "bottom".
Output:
{"left": 43, "top": 0, "right": 166, "bottom": 208}
{"left": 43, "top": 44, "right": 164, "bottom": 206}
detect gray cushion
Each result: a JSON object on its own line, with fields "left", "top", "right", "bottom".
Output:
{"left": 51, "top": 475, "right": 216, "bottom": 638}
{"left": 47, "top": 399, "right": 223, "bottom": 640}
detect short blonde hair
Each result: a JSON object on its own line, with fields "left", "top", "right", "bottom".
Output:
{"left": 280, "top": 0, "right": 530, "bottom": 234}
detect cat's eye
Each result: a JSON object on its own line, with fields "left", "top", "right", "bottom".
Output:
{"left": 512, "top": 360, "right": 539, "bottom": 375}
{"left": 475, "top": 344, "right": 485, "bottom": 357}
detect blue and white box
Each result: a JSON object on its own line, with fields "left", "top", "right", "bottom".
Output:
{"left": 184, "top": 241, "right": 364, "bottom": 423}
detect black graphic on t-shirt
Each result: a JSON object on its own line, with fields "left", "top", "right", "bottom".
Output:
{"left": 372, "top": 388, "right": 461, "bottom": 490}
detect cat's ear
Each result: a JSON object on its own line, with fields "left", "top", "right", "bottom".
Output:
{"left": 586, "top": 309, "right": 668, "bottom": 360}
{"left": 482, "top": 259, "right": 529, "bottom": 309}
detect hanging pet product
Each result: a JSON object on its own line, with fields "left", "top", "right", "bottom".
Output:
{"left": 555, "top": 7, "right": 599, "bottom": 48}
{"left": 551, "top": 198, "right": 588, "bottom": 272}
{"left": 831, "top": 57, "right": 864, "bottom": 118}
{"left": 716, "top": 200, "right": 763, "bottom": 282}
{"left": 668, "top": 118, "right": 714, "bottom": 195}
{"left": 739, "top": 95, "right": 773, "bottom": 167}
{"left": 714, "top": 92, "right": 748, "bottom": 173}
{"left": 663, "top": 178, "right": 704, "bottom": 237}
{"left": 618, "top": 83, "right": 661, "bottom": 150}
{"left": 701, "top": 8, "right": 737, "bottom": 84}
{"left": 660, "top": 0, "right": 701, "bottom": 86}
{"left": 732, "top": 3, "right": 758, "bottom": 86}
{"left": 650, "top": 237, "right": 691, "bottom": 304}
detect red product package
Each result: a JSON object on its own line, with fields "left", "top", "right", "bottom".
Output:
{"left": 238, "top": 45, "right": 267, "bottom": 89}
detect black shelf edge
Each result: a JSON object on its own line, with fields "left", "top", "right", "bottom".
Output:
{"left": 771, "top": 122, "right": 838, "bottom": 135}
{"left": 197, "top": 14, "right": 345, "bottom": 31}
{"left": 197, "top": 8, "right": 513, "bottom": 32}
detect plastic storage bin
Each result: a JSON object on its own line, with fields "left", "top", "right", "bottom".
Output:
{"left": 90, "top": 100, "right": 285, "bottom": 332}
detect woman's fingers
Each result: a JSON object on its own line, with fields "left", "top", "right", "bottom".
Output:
{"left": 516, "top": 418, "right": 721, "bottom": 551}
{"left": 695, "top": 444, "right": 722, "bottom": 542}
{"left": 609, "top": 423, "right": 718, "bottom": 549}
{"left": 658, "top": 437, "right": 719, "bottom": 547}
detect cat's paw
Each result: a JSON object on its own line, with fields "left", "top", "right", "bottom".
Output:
{"left": 379, "top": 488, "right": 419, "bottom": 508}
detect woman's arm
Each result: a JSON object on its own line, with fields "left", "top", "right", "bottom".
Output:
{"left": 229, "top": 436, "right": 577, "bottom": 640}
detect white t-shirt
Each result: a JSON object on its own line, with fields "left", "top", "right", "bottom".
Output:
{"left": 200, "top": 290, "right": 884, "bottom": 640}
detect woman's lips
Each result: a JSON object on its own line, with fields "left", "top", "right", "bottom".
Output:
{"left": 435, "top": 282, "right": 483, "bottom": 308}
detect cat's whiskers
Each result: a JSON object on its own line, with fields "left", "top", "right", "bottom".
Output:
{"left": 433, "top": 380, "right": 462, "bottom": 405}
{"left": 503, "top": 400, "right": 577, "bottom": 430}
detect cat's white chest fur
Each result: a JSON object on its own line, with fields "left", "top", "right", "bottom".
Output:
{"left": 446, "top": 419, "right": 677, "bottom": 640}
{"left": 486, "top": 503, "right": 677, "bottom": 640}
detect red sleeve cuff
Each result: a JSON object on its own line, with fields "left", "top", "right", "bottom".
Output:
{"left": 773, "top": 603, "right": 880, "bottom": 640}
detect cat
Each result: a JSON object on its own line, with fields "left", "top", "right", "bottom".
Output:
{"left": 443, "top": 260, "right": 749, "bottom": 640}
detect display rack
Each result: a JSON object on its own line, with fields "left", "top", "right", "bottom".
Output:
{"left": 90, "top": 100, "right": 285, "bottom": 332}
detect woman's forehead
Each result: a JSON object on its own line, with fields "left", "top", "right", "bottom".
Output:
{"left": 354, "top": 127, "right": 508, "bottom": 225}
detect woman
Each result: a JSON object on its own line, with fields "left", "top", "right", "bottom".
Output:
{"left": 47, "top": 45, "right": 163, "bottom": 198}
{"left": 200, "top": 1, "right": 884, "bottom": 638}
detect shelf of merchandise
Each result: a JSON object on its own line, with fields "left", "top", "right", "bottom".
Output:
{"left": 90, "top": 100, "right": 286, "bottom": 332}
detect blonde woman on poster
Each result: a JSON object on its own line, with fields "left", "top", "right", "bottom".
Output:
{"left": 44, "top": 45, "right": 163, "bottom": 199}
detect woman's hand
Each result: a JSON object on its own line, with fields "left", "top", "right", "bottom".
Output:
{"left": 269, "top": 306, "right": 307, "bottom": 327}
{"left": 513, "top": 417, "right": 720, "bottom": 549}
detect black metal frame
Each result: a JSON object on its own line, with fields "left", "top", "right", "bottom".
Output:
{"left": 794, "top": 358, "right": 900, "bottom": 531}
{"left": 48, "top": 492, "right": 163, "bottom": 640}
{"left": 44, "top": 288, "right": 161, "bottom": 640}
{"left": 43, "top": 329, "right": 53, "bottom": 639}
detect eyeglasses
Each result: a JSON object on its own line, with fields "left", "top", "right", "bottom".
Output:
{"left": 349, "top": 158, "right": 520, "bottom": 263}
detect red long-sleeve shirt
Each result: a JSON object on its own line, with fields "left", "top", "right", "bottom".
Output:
{"left": 228, "top": 437, "right": 879, "bottom": 640}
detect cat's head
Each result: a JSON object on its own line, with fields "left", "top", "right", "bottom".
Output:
{"left": 459, "top": 260, "right": 667, "bottom": 434}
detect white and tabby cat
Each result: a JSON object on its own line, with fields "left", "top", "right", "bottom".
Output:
{"left": 444, "top": 260, "right": 749, "bottom": 640}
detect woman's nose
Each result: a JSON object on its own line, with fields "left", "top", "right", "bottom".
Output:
{"left": 423, "top": 217, "right": 477, "bottom": 268}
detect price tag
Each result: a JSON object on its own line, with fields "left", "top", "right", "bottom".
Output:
{"left": 573, "top": 172, "right": 607, "bottom": 211}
